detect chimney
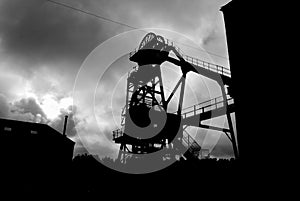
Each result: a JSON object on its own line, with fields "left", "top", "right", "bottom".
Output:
{"left": 62, "top": 115, "right": 68, "bottom": 137}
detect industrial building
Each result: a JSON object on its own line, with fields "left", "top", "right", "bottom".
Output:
{"left": 0, "top": 117, "right": 75, "bottom": 192}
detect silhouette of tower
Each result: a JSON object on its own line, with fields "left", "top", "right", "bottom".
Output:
{"left": 113, "top": 31, "right": 239, "bottom": 163}
{"left": 113, "top": 33, "right": 184, "bottom": 163}
{"left": 221, "top": 0, "right": 254, "bottom": 159}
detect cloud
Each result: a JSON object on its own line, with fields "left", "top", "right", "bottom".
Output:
{"left": 114, "top": 0, "right": 230, "bottom": 66}
{"left": 74, "top": 113, "right": 119, "bottom": 159}
{"left": 12, "top": 97, "right": 46, "bottom": 117}
{"left": 0, "top": 93, "right": 46, "bottom": 122}
{"left": 9, "top": 97, "right": 48, "bottom": 123}
{"left": 0, "top": 94, "right": 10, "bottom": 118}
{"left": 0, "top": 0, "right": 229, "bottom": 73}
{"left": 0, "top": 92, "right": 76, "bottom": 128}
{"left": 0, "top": 69, "right": 26, "bottom": 100}
{"left": 0, "top": 0, "right": 231, "bottom": 159}
{"left": 210, "top": 135, "right": 234, "bottom": 158}
{"left": 73, "top": 142, "right": 89, "bottom": 156}
{"left": 49, "top": 107, "right": 77, "bottom": 137}
{"left": 107, "top": 0, "right": 229, "bottom": 47}
{"left": 0, "top": 0, "right": 108, "bottom": 74}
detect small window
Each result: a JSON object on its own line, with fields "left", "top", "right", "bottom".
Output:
{"left": 4, "top": 127, "right": 12, "bottom": 132}
{"left": 30, "top": 130, "right": 38, "bottom": 134}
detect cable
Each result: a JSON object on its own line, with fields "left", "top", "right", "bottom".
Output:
{"left": 45, "top": 0, "right": 229, "bottom": 60}
{"left": 176, "top": 41, "right": 229, "bottom": 60}
{"left": 45, "top": 0, "right": 137, "bottom": 30}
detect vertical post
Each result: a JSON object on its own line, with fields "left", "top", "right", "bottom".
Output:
{"left": 118, "top": 143, "right": 124, "bottom": 163}
{"left": 63, "top": 115, "right": 68, "bottom": 137}
{"left": 227, "top": 112, "right": 238, "bottom": 159}
{"left": 177, "top": 74, "right": 186, "bottom": 116}
{"left": 125, "top": 74, "right": 130, "bottom": 118}
{"left": 158, "top": 69, "right": 166, "bottom": 110}
{"left": 215, "top": 97, "right": 218, "bottom": 109}
{"left": 220, "top": 83, "right": 239, "bottom": 159}
{"left": 151, "top": 78, "right": 155, "bottom": 106}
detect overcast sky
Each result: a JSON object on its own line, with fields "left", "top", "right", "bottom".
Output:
{"left": 0, "top": 0, "right": 234, "bottom": 159}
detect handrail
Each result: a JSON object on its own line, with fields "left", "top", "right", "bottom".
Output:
{"left": 182, "top": 54, "right": 231, "bottom": 77}
{"left": 129, "top": 48, "right": 138, "bottom": 58}
{"left": 182, "top": 132, "right": 201, "bottom": 152}
{"left": 182, "top": 95, "right": 224, "bottom": 111}
{"left": 129, "top": 35, "right": 231, "bottom": 77}
{"left": 181, "top": 96, "right": 234, "bottom": 119}
{"left": 164, "top": 36, "right": 230, "bottom": 77}
{"left": 112, "top": 128, "right": 123, "bottom": 139}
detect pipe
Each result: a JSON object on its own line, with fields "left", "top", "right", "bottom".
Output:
{"left": 62, "top": 115, "right": 68, "bottom": 137}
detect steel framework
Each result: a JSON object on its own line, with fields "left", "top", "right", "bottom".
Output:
{"left": 112, "top": 32, "right": 238, "bottom": 163}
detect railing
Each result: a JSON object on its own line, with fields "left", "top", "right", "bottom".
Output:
{"left": 112, "top": 128, "right": 123, "bottom": 139}
{"left": 129, "top": 48, "right": 138, "bottom": 58}
{"left": 129, "top": 35, "right": 231, "bottom": 78}
{"left": 120, "top": 106, "right": 127, "bottom": 126}
{"left": 164, "top": 38, "right": 185, "bottom": 57}
{"left": 181, "top": 95, "right": 234, "bottom": 119}
{"left": 182, "top": 132, "right": 201, "bottom": 152}
{"left": 164, "top": 37, "right": 231, "bottom": 77}
{"left": 182, "top": 54, "right": 231, "bottom": 77}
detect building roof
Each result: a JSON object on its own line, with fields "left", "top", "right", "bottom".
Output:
{"left": 0, "top": 118, "right": 75, "bottom": 144}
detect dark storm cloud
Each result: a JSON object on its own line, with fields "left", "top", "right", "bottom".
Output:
{"left": 0, "top": 0, "right": 228, "bottom": 80}
{"left": 109, "top": 0, "right": 228, "bottom": 44}
{"left": 0, "top": 0, "right": 228, "bottom": 68}
{"left": 0, "top": 0, "right": 107, "bottom": 74}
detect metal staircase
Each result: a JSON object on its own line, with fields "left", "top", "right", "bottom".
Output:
{"left": 182, "top": 130, "right": 201, "bottom": 158}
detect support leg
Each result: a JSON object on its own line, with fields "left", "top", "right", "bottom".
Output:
{"left": 227, "top": 112, "right": 239, "bottom": 159}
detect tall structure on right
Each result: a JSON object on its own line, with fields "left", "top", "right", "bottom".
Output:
{"left": 221, "top": 0, "right": 255, "bottom": 160}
